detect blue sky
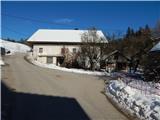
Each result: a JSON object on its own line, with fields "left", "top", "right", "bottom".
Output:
{"left": 1, "top": 1, "right": 160, "bottom": 40}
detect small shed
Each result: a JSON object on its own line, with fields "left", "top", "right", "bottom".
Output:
{"left": 144, "top": 40, "right": 160, "bottom": 82}
{"left": 150, "top": 41, "right": 160, "bottom": 52}
{"left": 104, "top": 50, "right": 131, "bottom": 72}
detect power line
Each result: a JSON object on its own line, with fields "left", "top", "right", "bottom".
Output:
{"left": 2, "top": 26, "right": 29, "bottom": 38}
{"left": 2, "top": 13, "right": 127, "bottom": 38}
{"left": 2, "top": 13, "right": 73, "bottom": 25}
{"left": 2, "top": 13, "right": 127, "bottom": 33}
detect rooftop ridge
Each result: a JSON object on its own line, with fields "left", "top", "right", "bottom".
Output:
{"left": 27, "top": 29, "right": 107, "bottom": 43}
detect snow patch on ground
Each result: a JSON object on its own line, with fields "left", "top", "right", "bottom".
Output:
{"left": 0, "top": 39, "right": 31, "bottom": 54}
{"left": 0, "top": 59, "right": 5, "bottom": 65}
{"left": 105, "top": 80, "right": 160, "bottom": 120}
{"left": 26, "top": 53, "right": 108, "bottom": 76}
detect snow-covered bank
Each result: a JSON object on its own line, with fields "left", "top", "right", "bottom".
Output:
{"left": 0, "top": 59, "right": 5, "bottom": 66}
{"left": 0, "top": 39, "right": 31, "bottom": 54}
{"left": 110, "top": 72, "right": 160, "bottom": 96}
{"left": 105, "top": 80, "right": 160, "bottom": 120}
{"left": 26, "top": 53, "right": 108, "bottom": 76}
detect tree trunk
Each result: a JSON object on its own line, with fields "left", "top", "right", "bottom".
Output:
{"left": 90, "top": 61, "right": 95, "bottom": 71}
{"left": 133, "top": 60, "right": 139, "bottom": 73}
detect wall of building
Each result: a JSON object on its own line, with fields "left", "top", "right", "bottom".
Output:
{"left": 37, "top": 56, "right": 46, "bottom": 64}
{"left": 32, "top": 44, "right": 80, "bottom": 64}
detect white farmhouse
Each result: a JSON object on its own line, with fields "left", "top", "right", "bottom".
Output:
{"left": 27, "top": 29, "right": 107, "bottom": 65}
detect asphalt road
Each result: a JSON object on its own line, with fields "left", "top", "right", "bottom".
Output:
{"left": 2, "top": 53, "right": 128, "bottom": 120}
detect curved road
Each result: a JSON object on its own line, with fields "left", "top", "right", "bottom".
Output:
{"left": 2, "top": 54, "right": 128, "bottom": 120}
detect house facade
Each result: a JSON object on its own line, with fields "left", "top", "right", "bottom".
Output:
{"left": 27, "top": 29, "right": 107, "bottom": 65}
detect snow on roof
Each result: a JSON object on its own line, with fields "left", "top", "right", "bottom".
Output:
{"left": 150, "top": 42, "right": 160, "bottom": 52}
{"left": 27, "top": 29, "right": 107, "bottom": 43}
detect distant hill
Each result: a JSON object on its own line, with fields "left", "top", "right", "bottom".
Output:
{"left": 0, "top": 39, "right": 31, "bottom": 54}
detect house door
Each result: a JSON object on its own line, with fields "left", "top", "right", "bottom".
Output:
{"left": 47, "top": 56, "right": 53, "bottom": 64}
{"left": 57, "top": 56, "right": 64, "bottom": 65}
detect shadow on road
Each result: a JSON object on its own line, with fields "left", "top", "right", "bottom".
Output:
{"left": 1, "top": 82, "right": 90, "bottom": 120}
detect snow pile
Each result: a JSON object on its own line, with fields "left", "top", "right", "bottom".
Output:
{"left": 110, "top": 72, "right": 160, "bottom": 96}
{"left": 0, "top": 59, "right": 5, "bottom": 65}
{"left": 105, "top": 80, "right": 160, "bottom": 120}
{"left": 0, "top": 39, "right": 31, "bottom": 54}
{"left": 26, "top": 53, "right": 108, "bottom": 76}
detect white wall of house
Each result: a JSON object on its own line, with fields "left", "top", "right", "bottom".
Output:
{"left": 33, "top": 44, "right": 80, "bottom": 64}
{"left": 37, "top": 56, "right": 46, "bottom": 64}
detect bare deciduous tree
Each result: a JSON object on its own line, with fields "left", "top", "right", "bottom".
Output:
{"left": 61, "top": 46, "right": 73, "bottom": 68}
{"left": 78, "top": 28, "right": 107, "bottom": 71}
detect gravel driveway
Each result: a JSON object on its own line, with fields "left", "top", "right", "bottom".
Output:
{"left": 2, "top": 53, "right": 128, "bottom": 120}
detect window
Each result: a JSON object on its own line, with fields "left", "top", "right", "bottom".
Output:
{"left": 73, "top": 48, "right": 77, "bottom": 53}
{"left": 39, "top": 48, "right": 43, "bottom": 53}
{"left": 47, "top": 57, "right": 53, "bottom": 64}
